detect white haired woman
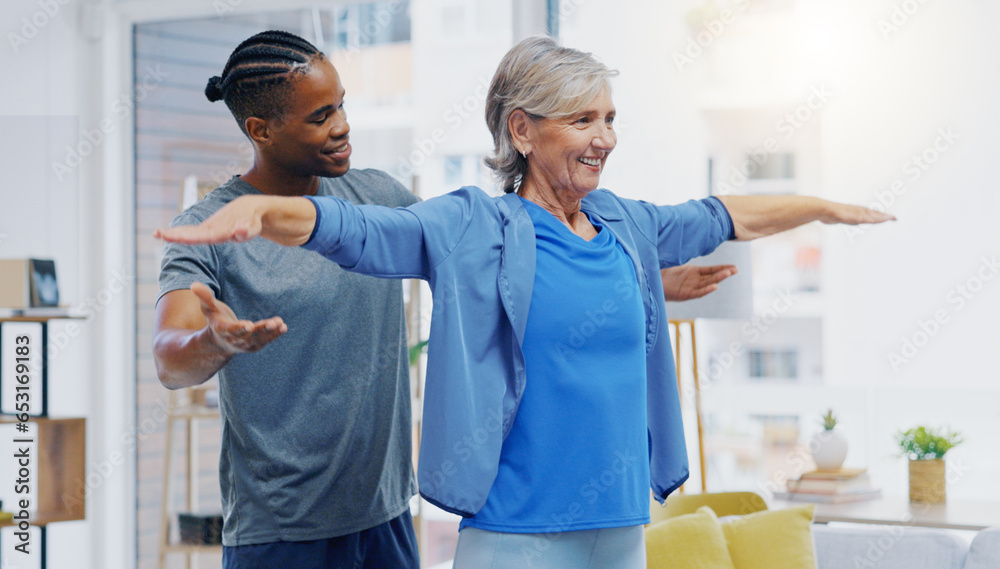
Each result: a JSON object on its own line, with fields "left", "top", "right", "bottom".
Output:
{"left": 156, "top": 37, "right": 893, "bottom": 568}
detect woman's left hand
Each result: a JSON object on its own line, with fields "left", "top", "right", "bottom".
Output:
{"left": 822, "top": 203, "right": 896, "bottom": 225}
{"left": 719, "top": 195, "right": 896, "bottom": 240}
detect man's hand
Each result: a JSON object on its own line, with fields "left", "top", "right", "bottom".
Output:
{"left": 661, "top": 264, "right": 737, "bottom": 302}
{"left": 192, "top": 282, "right": 287, "bottom": 354}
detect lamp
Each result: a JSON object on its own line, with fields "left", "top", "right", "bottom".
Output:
{"left": 666, "top": 241, "right": 753, "bottom": 491}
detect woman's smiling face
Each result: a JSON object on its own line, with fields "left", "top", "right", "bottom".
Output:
{"left": 522, "top": 85, "right": 617, "bottom": 198}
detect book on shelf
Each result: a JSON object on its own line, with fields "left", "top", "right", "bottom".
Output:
{"left": 798, "top": 467, "right": 867, "bottom": 480}
{"left": 773, "top": 488, "right": 882, "bottom": 504}
{"left": 780, "top": 467, "right": 880, "bottom": 503}
{"left": 787, "top": 472, "right": 872, "bottom": 494}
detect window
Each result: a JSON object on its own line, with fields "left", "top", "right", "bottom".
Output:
{"left": 748, "top": 152, "right": 794, "bottom": 180}
{"left": 333, "top": 1, "right": 412, "bottom": 50}
{"left": 748, "top": 348, "right": 799, "bottom": 379}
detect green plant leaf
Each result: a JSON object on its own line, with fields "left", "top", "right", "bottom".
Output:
{"left": 896, "top": 425, "right": 964, "bottom": 460}
{"left": 408, "top": 339, "right": 429, "bottom": 368}
{"left": 821, "top": 409, "right": 837, "bottom": 431}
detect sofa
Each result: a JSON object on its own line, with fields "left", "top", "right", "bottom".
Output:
{"left": 643, "top": 496, "right": 1000, "bottom": 569}
{"left": 428, "top": 525, "right": 1000, "bottom": 568}
{"left": 812, "top": 524, "right": 1000, "bottom": 569}
{"left": 640, "top": 491, "right": 1000, "bottom": 569}
{"left": 428, "top": 511, "right": 1000, "bottom": 568}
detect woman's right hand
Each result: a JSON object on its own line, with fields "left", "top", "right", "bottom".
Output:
{"left": 661, "top": 264, "right": 737, "bottom": 301}
{"left": 154, "top": 196, "right": 266, "bottom": 244}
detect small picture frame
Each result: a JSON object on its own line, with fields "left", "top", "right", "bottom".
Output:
{"left": 29, "top": 259, "right": 59, "bottom": 307}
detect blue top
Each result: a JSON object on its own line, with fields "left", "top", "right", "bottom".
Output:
{"left": 461, "top": 198, "right": 650, "bottom": 532}
{"left": 302, "top": 188, "right": 735, "bottom": 516}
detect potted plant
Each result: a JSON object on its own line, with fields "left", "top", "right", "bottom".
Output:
{"left": 897, "top": 425, "right": 963, "bottom": 503}
{"left": 409, "top": 339, "right": 429, "bottom": 368}
{"left": 810, "top": 409, "right": 848, "bottom": 471}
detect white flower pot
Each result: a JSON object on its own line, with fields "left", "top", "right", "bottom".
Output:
{"left": 810, "top": 429, "right": 848, "bottom": 470}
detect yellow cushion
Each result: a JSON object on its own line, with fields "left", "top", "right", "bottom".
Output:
{"left": 645, "top": 507, "right": 736, "bottom": 569}
{"left": 718, "top": 504, "right": 817, "bottom": 569}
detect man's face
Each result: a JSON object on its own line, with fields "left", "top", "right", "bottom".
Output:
{"left": 266, "top": 57, "right": 352, "bottom": 178}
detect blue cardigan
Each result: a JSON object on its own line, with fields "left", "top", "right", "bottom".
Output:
{"left": 303, "top": 187, "right": 734, "bottom": 516}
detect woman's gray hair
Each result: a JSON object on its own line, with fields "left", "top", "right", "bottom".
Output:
{"left": 484, "top": 36, "right": 619, "bottom": 193}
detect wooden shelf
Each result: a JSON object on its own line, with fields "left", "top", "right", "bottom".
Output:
{"left": 0, "top": 314, "right": 87, "bottom": 569}
{"left": 0, "top": 416, "right": 86, "bottom": 524}
{"left": 0, "top": 311, "right": 85, "bottom": 323}
{"left": 0, "top": 415, "right": 82, "bottom": 424}
{"left": 168, "top": 404, "right": 221, "bottom": 420}
{"left": 0, "top": 512, "right": 84, "bottom": 528}
{"left": 162, "top": 543, "right": 223, "bottom": 554}
{"left": 160, "top": 387, "right": 223, "bottom": 569}
{"left": 0, "top": 314, "right": 85, "bottom": 417}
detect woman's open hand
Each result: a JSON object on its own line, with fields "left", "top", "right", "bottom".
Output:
{"left": 822, "top": 202, "right": 896, "bottom": 225}
{"left": 154, "top": 195, "right": 316, "bottom": 246}
{"left": 155, "top": 196, "right": 265, "bottom": 244}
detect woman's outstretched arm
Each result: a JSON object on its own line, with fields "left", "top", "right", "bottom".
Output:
{"left": 154, "top": 189, "right": 478, "bottom": 280}
{"left": 154, "top": 195, "right": 316, "bottom": 246}
{"left": 716, "top": 195, "right": 895, "bottom": 241}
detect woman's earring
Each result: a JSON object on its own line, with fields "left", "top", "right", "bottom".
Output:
{"left": 521, "top": 150, "right": 527, "bottom": 159}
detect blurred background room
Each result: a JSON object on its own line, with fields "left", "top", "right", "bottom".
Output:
{"left": 1, "top": 0, "right": 998, "bottom": 567}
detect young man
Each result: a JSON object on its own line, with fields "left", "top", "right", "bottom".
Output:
{"left": 153, "top": 31, "right": 420, "bottom": 568}
{"left": 153, "top": 30, "right": 734, "bottom": 568}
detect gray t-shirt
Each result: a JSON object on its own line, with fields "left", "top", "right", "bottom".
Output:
{"left": 157, "top": 170, "right": 418, "bottom": 546}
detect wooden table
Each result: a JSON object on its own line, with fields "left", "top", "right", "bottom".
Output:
{"left": 769, "top": 495, "right": 1000, "bottom": 531}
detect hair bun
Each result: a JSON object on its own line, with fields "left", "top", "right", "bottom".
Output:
{"left": 205, "top": 76, "right": 224, "bottom": 102}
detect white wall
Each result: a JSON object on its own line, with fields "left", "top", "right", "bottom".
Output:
{"left": 2, "top": 2, "right": 90, "bottom": 567}
{"left": 820, "top": 0, "right": 1000, "bottom": 390}
{"left": 1, "top": 0, "right": 83, "bottom": 293}
{"left": 816, "top": 0, "right": 1000, "bottom": 499}
{"left": 561, "top": 0, "right": 1000, "bottom": 500}
{"left": 1, "top": 0, "right": 134, "bottom": 567}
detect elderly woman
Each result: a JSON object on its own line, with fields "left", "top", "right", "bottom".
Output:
{"left": 157, "top": 37, "right": 892, "bottom": 568}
